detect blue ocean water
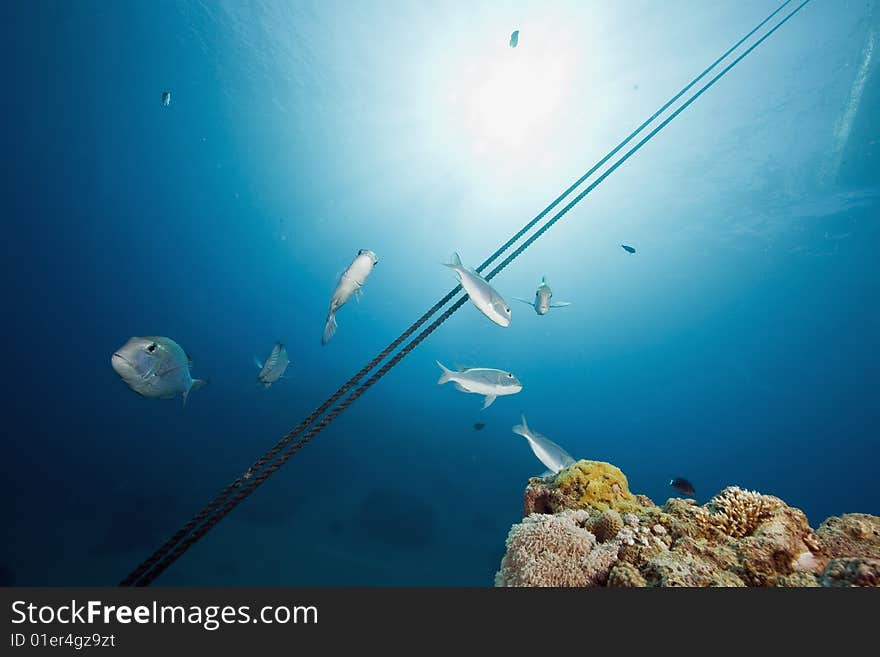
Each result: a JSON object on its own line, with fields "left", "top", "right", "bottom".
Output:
{"left": 2, "top": 0, "right": 878, "bottom": 586}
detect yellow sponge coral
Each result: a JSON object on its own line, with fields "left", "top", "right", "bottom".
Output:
{"left": 553, "top": 460, "right": 642, "bottom": 514}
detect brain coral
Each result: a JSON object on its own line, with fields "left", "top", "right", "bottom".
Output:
{"left": 591, "top": 510, "right": 624, "bottom": 543}
{"left": 495, "top": 510, "right": 618, "bottom": 587}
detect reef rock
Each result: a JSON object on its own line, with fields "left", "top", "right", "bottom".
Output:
{"left": 819, "top": 558, "right": 880, "bottom": 587}
{"left": 816, "top": 514, "right": 880, "bottom": 559}
{"left": 496, "top": 461, "right": 880, "bottom": 587}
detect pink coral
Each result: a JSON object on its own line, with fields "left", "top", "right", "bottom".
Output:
{"left": 494, "top": 510, "right": 618, "bottom": 587}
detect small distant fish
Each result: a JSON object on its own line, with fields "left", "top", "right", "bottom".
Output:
{"left": 436, "top": 361, "right": 522, "bottom": 409}
{"left": 161, "top": 91, "right": 171, "bottom": 106}
{"left": 669, "top": 477, "right": 696, "bottom": 497}
{"left": 509, "top": 30, "right": 519, "bottom": 48}
{"left": 111, "top": 336, "right": 207, "bottom": 405}
{"left": 323, "top": 249, "right": 379, "bottom": 345}
{"left": 514, "top": 276, "right": 572, "bottom": 315}
{"left": 473, "top": 422, "right": 486, "bottom": 431}
{"left": 253, "top": 342, "right": 289, "bottom": 388}
{"left": 621, "top": 244, "right": 636, "bottom": 254}
{"left": 512, "top": 414, "right": 575, "bottom": 474}
{"left": 443, "top": 252, "right": 511, "bottom": 327}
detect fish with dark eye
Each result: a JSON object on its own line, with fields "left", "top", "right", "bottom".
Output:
{"left": 436, "top": 361, "right": 522, "bottom": 409}
{"left": 669, "top": 477, "right": 696, "bottom": 497}
{"left": 443, "top": 252, "right": 511, "bottom": 327}
{"left": 473, "top": 422, "right": 486, "bottom": 431}
{"left": 621, "top": 244, "right": 636, "bottom": 254}
{"left": 323, "top": 249, "right": 379, "bottom": 345}
{"left": 111, "top": 336, "right": 207, "bottom": 405}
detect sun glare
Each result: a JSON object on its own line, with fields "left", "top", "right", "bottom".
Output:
{"left": 443, "top": 31, "right": 572, "bottom": 164}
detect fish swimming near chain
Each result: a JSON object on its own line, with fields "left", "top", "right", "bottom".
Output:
{"left": 436, "top": 361, "right": 522, "bottom": 409}
{"left": 253, "top": 342, "right": 289, "bottom": 388}
{"left": 511, "top": 414, "right": 575, "bottom": 474}
{"left": 111, "top": 336, "right": 207, "bottom": 405}
{"left": 514, "top": 276, "right": 572, "bottom": 315}
{"left": 323, "top": 249, "right": 379, "bottom": 345}
{"left": 443, "top": 252, "right": 511, "bottom": 327}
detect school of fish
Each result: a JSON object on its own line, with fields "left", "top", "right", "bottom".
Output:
{"left": 111, "top": 40, "right": 675, "bottom": 496}
{"left": 109, "top": 240, "right": 660, "bottom": 482}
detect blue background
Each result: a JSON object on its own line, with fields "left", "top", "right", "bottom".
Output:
{"left": 1, "top": 0, "right": 878, "bottom": 585}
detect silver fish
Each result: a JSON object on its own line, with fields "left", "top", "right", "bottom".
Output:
{"left": 443, "top": 252, "right": 511, "bottom": 327}
{"left": 511, "top": 414, "right": 575, "bottom": 474}
{"left": 253, "top": 342, "right": 289, "bottom": 388}
{"left": 323, "top": 249, "right": 379, "bottom": 345}
{"left": 162, "top": 91, "right": 171, "bottom": 106}
{"left": 111, "top": 336, "right": 207, "bottom": 405}
{"left": 514, "top": 276, "right": 572, "bottom": 315}
{"left": 436, "top": 360, "right": 522, "bottom": 409}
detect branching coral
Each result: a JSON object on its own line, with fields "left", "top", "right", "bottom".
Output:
{"left": 694, "top": 486, "right": 784, "bottom": 538}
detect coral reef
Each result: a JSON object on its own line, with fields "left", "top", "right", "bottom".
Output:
{"left": 496, "top": 460, "right": 880, "bottom": 587}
